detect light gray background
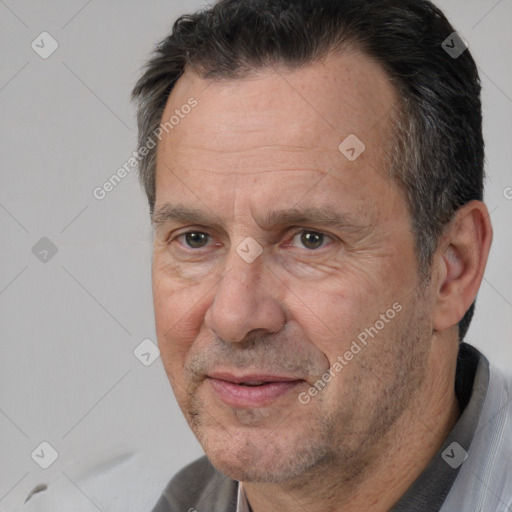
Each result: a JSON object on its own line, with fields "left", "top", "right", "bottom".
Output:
{"left": 1, "top": 0, "right": 511, "bottom": 510}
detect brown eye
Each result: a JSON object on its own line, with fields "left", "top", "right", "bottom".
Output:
{"left": 184, "top": 232, "right": 210, "bottom": 248}
{"left": 291, "top": 230, "right": 328, "bottom": 250}
{"left": 301, "top": 231, "right": 324, "bottom": 249}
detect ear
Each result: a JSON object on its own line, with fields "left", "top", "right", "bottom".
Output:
{"left": 432, "top": 200, "right": 493, "bottom": 333}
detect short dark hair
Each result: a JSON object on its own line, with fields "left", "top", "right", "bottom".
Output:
{"left": 132, "top": 0, "right": 484, "bottom": 341}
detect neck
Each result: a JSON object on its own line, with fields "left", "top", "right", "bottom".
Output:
{"left": 243, "top": 338, "right": 460, "bottom": 512}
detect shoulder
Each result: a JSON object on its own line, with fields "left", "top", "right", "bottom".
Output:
{"left": 472, "top": 364, "right": 512, "bottom": 481}
{"left": 152, "top": 456, "right": 238, "bottom": 512}
{"left": 442, "top": 364, "right": 512, "bottom": 511}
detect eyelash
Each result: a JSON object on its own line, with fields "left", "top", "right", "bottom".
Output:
{"left": 171, "top": 228, "right": 335, "bottom": 251}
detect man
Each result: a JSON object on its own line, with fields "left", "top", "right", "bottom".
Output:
{"left": 131, "top": 0, "right": 512, "bottom": 510}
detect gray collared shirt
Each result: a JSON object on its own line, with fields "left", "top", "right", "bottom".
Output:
{"left": 389, "top": 343, "right": 489, "bottom": 510}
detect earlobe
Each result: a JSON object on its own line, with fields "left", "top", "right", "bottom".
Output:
{"left": 432, "top": 200, "right": 493, "bottom": 333}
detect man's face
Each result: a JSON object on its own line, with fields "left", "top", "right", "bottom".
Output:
{"left": 152, "top": 51, "right": 434, "bottom": 483}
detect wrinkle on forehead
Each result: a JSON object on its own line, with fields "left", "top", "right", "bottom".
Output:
{"left": 172, "top": 143, "right": 340, "bottom": 156}
{"left": 154, "top": 50, "right": 399, "bottom": 232}
{"left": 158, "top": 50, "right": 396, "bottom": 163}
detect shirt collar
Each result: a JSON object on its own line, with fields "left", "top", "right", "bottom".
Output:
{"left": 389, "top": 343, "right": 489, "bottom": 511}
{"left": 236, "top": 481, "right": 251, "bottom": 512}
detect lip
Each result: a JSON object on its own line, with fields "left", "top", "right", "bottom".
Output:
{"left": 207, "top": 372, "right": 304, "bottom": 408}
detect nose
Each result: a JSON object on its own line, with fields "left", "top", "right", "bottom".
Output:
{"left": 204, "top": 249, "right": 286, "bottom": 343}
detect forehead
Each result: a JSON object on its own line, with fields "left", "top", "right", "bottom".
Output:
{"left": 155, "top": 50, "right": 399, "bottom": 213}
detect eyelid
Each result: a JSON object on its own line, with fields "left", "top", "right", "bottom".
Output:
{"left": 166, "top": 226, "right": 212, "bottom": 242}
{"left": 180, "top": 230, "right": 214, "bottom": 247}
{"left": 285, "top": 227, "right": 337, "bottom": 248}
{"left": 169, "top": 229, "right": 217, "bottom": 250}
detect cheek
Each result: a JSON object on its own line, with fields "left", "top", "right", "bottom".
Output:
{"left": 285, "top": 270, "right": 376, "bottom": 342}
{"left": 287, "top": 262, "right": 409, "bottom": 366}
{"left": 152, "top": 266, "right": 211, "bottom": 370}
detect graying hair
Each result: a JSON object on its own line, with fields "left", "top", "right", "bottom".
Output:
{"left": 132, "top": 0, "right": 484, "bottom": 340}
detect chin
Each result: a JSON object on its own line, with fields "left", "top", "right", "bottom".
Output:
{"left": 196, "top": 424, "right": 331, "bottom": 483}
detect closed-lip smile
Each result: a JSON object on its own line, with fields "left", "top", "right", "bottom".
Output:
{"left": 207, "top": 371, "right": 305, "bottom": 408}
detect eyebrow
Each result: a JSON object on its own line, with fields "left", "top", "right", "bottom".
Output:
{"left": 151, "top": 203, "right": 369, "bottom": 232}
{"left": 259, "top": 206, "right": 367, "bottom": 231}
{"left": 151, "top": 204, "right": 222, "bottom": 228}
